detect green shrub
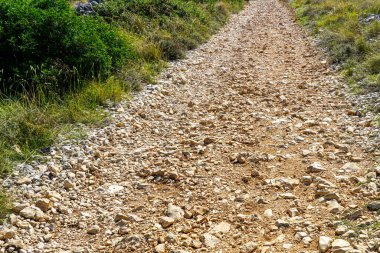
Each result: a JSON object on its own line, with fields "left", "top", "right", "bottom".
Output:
{"left": 0, "top": 0, "right": 131, "bottom": 94}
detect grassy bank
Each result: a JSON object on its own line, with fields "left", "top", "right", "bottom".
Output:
{"left": 0, "top": 0, "right": 246, "bottom": 216}
{"left": 291, "top": 0, "right": 380, "bottom": 92}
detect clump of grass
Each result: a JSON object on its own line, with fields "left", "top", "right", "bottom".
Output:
{"left": 0, "top": 191, "right": 11, "bottom": 223}
{"left": 0, "top": 76, "right": 129, "bottom": 174}
{"left": 291, "top": 0, "right": 380, "bottom": 92}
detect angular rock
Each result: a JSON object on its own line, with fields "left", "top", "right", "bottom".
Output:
{"left": 319, "top": 236, "right": 333, "bottom": 252}
{"left": 331, "top": 239, "right": 352, "bottom": 253}
{"left": 201, "top": 233, "right": 220, "bottom": 248}
{"left": 307, "top": 162, "right": 326, "bottom": 173}
{"left": 209, "top": 222, "right": 231, "bottom": 234}
{"left": 240, "top": 241, "right": 258, "bottom": 253}
{"left": 35, "top": 198, "right": 51, "bottom": 212}
{"left": 166, "top": 203, "right": 184, "bottom": 220}
{"left": 159, "top": 216, "right": 175, "bottom": 228}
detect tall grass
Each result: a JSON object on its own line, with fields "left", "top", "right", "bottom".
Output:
{"left": 291, "top": 0, "right": 380, "bottom": 91}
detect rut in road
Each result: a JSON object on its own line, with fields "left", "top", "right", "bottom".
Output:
{"left": 7, "top": 0, "right": 380, "bottom": 252}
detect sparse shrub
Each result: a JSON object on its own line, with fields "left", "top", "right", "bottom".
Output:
{"left": 292, "top": 0, "right": 380, "bottom": 90}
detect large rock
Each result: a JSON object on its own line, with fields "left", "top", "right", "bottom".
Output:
{"left": 166, "top": 203, "right": 184, "bottom": 220}
{"left": 209, "top": 222, "right": 231, "bottom": 234}
{"left": 20, "top": 206, "right": 49, "bottom": 221}
{"left": 319, "top": 236, "right": 332, "bottom": 252}
{"left": 202, "top": 233, "right": 220, "bottom": 248}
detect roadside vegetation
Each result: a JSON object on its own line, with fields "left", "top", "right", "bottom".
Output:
{"left": 291, "top": 0, "right": 380, "bottom": 92}
{"left": 0, "top": 0, "right": 246, "bottom": 215}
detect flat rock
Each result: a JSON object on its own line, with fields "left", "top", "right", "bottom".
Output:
{"left": 319, "top": 236, "right": 333, "bottom": 252}
{"left": 201, "top": 233, "right": 220, "bottom": 248}
{"left": 209, "top": 222, "right": 231, "bottom": 234}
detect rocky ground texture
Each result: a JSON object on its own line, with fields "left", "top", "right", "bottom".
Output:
{"left": 1, "top": 0, "right": 380, "bottom": 252}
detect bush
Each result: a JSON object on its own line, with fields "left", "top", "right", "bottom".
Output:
{"left": 0, "top": 0, "right": 131, "bottom": 94}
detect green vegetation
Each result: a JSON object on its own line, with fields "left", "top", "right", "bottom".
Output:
{"left": 291, "top": 0, "right": 380, "bottom": 91}
{"left": 0, "top": 0, "right": 245, "bottom": 218}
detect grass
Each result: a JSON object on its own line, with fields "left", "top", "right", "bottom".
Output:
{"left": 291, "top": 0, "right": 380, "bottom": 92}
{"left": 0, "top": 0, "right": 246, "bottom": 220}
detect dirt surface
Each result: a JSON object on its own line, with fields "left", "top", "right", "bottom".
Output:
{"left": 3, "top": 0, "right": 380, "bottom": 252}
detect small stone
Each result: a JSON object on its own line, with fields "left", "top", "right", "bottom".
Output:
{"left": 327, "top": 200, "right": 342, "bottom": 214}
{"left": 154, "top": 244, "right": 165, "bottom": 253}
{"left": 35, "top": 198, "right": 51, "bottom": 212}
{"left": 201, "top": 233, "right": 220, "bottom": 248}
{"left": 319, "top": 236, "right": 333, "bottom": 252}
{"left": 159, "top": 216, "right": 175, "bottom": 228}
{"left": 276, "top": 219, "right": 290, "bottom": 228}
{"left": 280, "top": 193, "right": 296, "bottom": 199}
{"left": 209, "top": 222, "right": 231, "bottom": 234}
{"left": 287, "top": 208, "right": 299, "bottom": 217}
{"left": 302, "top": 176, "right": 313, "bottom": 185}
{"left": 16, "top": 177, "right": 32, "bottom": 185}
{"left": 264, "top": 209, "right": 273, "bottom": 218}
{"left": 331, "top": 239, "right": 352, "bottom": 253}
{"left": 367, "top": 201, "right": 380, "bottom": 211}
{"left": 340, "top": 163, "right": 360, "bottom": 173}
{"left": 87, "top": 225, "right": 100, "bottom": 235}
{"left": 295, "top": 231, "right": 308, "bottom": 241}
{"left": 0, "top": 228, "right": 16, "bottom": 240}
{"left": 240, "top": 241, "right": 258, "bottom": 253}
{"left": 20, "top": 206, "right": 48, "bottom": 221}
{"left": 166, "top": 204, "right": 184, "bottom": 220}
{"left": 335, "top": 225, "right": 347, "bottom": 236}
{"left": 302, "top": 236, "right": 312, "bottom": 245}
{"left": 43, "top": 234, "right": 53, "bottom": 242}
{"left": 63, "top": 179, "right": 75, "bottom": 189}
{"left": 307, "top": 162, "right": 325, "bottom": 173}
{"left": 191, "top": 240, "right": 202, "bottom": 249}
{"left": 107, "top": 184, "right": 124, "bottom": 194}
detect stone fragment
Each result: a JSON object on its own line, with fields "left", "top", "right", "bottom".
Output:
{"left": 307, "top": 162, "right": 325, "bottom": 173}
{"left": 35, "top": 198, "right": 51, "bottom": 212}
{"left": 159, "top": 216, "right": 175, "bottom": 228}
{"left": 87, "top": 225, "right": 100, "bottom": 235}
{"left": 240, "top": 241, "right": 258, "bottom": 253}
{"left": 0, "top": 228, "right": 16, "bottom": 240}
{"left": 20, "top": 206, "right": 49, "bottom": 221}
{"left": 16, "top": 177, "right": 32, "bottom": 185}
{"left": 340, "top": 163, "right": 360, "bottom": 173}
{"left": 209, "top": 222, "right": 231, "bottom": 234}
{"left": 367, "top": 201, "right": 380, "bottom": 211}
{"left": 63, "top": 179, "right": 75, "bottom": 189}
{"left": 154, "top": 244, "right": 165, "bottom": 253}
{"left": 331, "top": 239, "right": 352, "bottom": 253}
{"left": 335, "top": 225, "right": 347, "bottom": 236}
{"left": 327, "top": 200, "right": 342, "bottom": 214}
{"left": 201, "top": 233, "right": 220, "bottom": 248}
{"left": 280, "top": 193, "right": 296, "bottom": 199}
{"left": 166, "top": 204, "right": 184, "bottom": 220}
{"left": 264, "top": 209, "right": 273, "bottom": 218}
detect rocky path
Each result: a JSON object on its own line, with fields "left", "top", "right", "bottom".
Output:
{"left": 2, "top": 0, "right": 380, "bottom": 252}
